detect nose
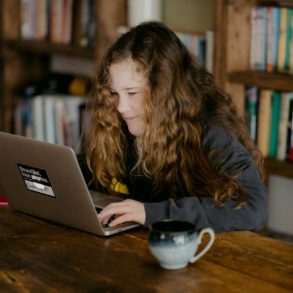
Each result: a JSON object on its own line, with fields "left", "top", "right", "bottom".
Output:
{"left": 116, "top": 94, "right": 130, "bottom": 114}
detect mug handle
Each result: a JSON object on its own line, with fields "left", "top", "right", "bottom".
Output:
{"left": 189, "top": 228, "right": 215, "bottom": 263}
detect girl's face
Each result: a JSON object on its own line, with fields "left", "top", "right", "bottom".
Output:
{"left": 109, "top": 59, "right": 149, "bottom": 136}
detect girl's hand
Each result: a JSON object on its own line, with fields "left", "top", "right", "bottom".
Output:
{"left": 97, "top": 199, "right": 146, "bottom": 227}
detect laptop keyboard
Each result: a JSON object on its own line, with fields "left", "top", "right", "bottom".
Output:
{"left": 95, "top": 207, "right": 116, "bottom": 229}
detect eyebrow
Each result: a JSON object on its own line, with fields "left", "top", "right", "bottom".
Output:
{"left": 110, "top": 87, "right": 140, "bottom": 91}
{"left": 125, "top": 87, "right": 140, "bottom": 90}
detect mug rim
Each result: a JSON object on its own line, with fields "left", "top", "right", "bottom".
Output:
{"left": 150, "top": 220, "right": 197, "bottom": 234}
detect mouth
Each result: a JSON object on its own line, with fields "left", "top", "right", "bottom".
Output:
{"left": 124, "top": 116, "right": 137, "bottom": 122}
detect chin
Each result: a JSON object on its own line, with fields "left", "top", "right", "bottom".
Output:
{"left": 127, "top": 122, "right": 145, "bottom": 137}
{"left": 128, "top": 127, "right": 144, "bottom": 137}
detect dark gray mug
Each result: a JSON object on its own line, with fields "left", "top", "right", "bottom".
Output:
{"left": 149, "top": 220, "right": 215, "bottom": 270}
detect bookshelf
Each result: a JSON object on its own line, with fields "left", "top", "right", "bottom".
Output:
{"left": 1, "top": 0, "right": 292, "bottom": 180}
{"left": 0, "top": 0, "right": 126, "bottom": 133}
{"left": 4, "top": 39, "right": 95, "bottom": 59}
{"left": 228, "top": 71, "right": 293, "bottom": 92}
{"left": 218, "top": 0, "right": 293, "bottom": 181}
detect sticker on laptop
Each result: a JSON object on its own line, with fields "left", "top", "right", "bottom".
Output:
{"left": 17, "top": 163, "right": 56, "bottom": 197}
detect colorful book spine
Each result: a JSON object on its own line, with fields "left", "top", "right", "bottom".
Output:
{"left": 277, "top": 7, "right": 288, "bottom": 71}
{"left": 257, "top": 89, "right": 272, "bottom": 157}
{"left": 277, "top": 92, "right": 293, "bottom": 160}
{"left": 255, "top": 7, "right": 268, "bottom": 71}
{"left": 287, "top": 9, "right": 293, "bottom": 73}
{"left": 284, "top": 8, "right": 293, "bottom": 71}
{"left": 266, "top": 7, "right": 281, "bottom": 72}
{"left": 245, "top": 86, "right": 259, "bottom": 143}
{"left": 287, "top": 99, "right": 293, "bottom": 160}
{"left": 268, "top": 91, "right": 281, "bottom": 157}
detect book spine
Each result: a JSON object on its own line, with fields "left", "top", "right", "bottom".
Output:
{"left": 277, "top": 93, "right": 293, "bottom": 160}
{"left": 257, "top": 89, "right": 272, "bottom": 157}
{"left": 266, "top": 6, "right": 273, "bottom": 72}
{"left": 277, "top": 7, "right": 288, "bottom": 72}
{"left": 255, "top": 7, "right": 267, "bottom": 71}
{"left": 284, "top": 8, "right": 292, "bottom": 71}
{"left": 245, "top": 86, "right": 259, "bottom": 143}
{"left": 32, "top": 96, "right": 45, "bottom": 141}
{"left": 287, "top": 98, "right": 293, "bottom": 160}
{"left": 267, "top": 7, "right": 281, "bottom": 72}
{"left": 268, "top": 91, "right": 281, "bottom": 157}
{"left": 288, "top": 9, "right": 293, "bottom": 73}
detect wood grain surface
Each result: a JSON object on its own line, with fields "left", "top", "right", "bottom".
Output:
{"left": 0, "top": 206, "right": 292, "bottom": 293}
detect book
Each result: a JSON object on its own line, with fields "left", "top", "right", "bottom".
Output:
{"left": 16, "top": 91, "right": 85, "bottom": 150}
{"left": 32, "top": 95, "right": 45, "bottom": 141}
{"left": 287, "top": 98, "right": 293, "bottom": 160}
{"left": 255, "top": 7, "right": 267, "bottom": 71}
{"left": 62, "top": 96, "right": 85, "bottom": 151}
{"left": 287, "top": 9, "right": 293, "bottom": 73}
{"left": 21, "top": 0, "right": 49, "bottom": 40}
{"left": 284, "top": 8, "right": 293, "bottom": 71}
{"left": 36, "top": 0, "right": 48, "bottom": 40}
{"left": 245, "top": 86, "right": 259, "bottom": 143}
{"left": 277, "top": 92, "right": 293, "bottom": 160}
{"left": 277, "top": 7, "right": 288, "bottom": 71}
{"left": 257, "top": 89, "right": 272, "bottom": 157}
{"left": 176, "top": 32, "right": 206, "bottom": 67}
{"left": 266, "top": 7, "right": 281, "bottom": 72}
{"left": 87, "top": 0, "right": 96, "bottom": 48}
{"left": 54, "top": 97, "right": 66, "bottom": 145}
{"left": 268, "top": 91, "right": 281, "bottom": 157}
{"left": 20, "top": 0, "right": 36, "bottom": 40}
{"left": 43, "top": 96, "right": 56, "bottom": 144}
{"left": 61, "top": 0, "right": 74, "bottom": 44}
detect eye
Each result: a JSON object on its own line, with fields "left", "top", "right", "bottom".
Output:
{"left": 110, "top": 91, "right": 118, "bottom": 98}
{"left": 128, "top": 92, "right": 137, "bottom": 96}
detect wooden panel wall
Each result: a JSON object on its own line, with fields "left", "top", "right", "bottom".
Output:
{"left": 224, "top": 0, "right": 257, "bottom": 116}
{"left": 95, "top": 0, "right": 126, "bottom": 67}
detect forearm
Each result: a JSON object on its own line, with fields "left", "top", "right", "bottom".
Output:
{"left": 144, "top": 190, "right": 267, "bottom": 232}
{"left": 143, "top": 162, "right": 268, "bottom": 233}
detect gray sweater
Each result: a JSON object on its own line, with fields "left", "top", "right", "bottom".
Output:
{"left": 78, "top": 125, "right": 268, "bottom": 232}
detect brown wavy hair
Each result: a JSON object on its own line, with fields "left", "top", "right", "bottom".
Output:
{"left": 84, "top": 21, "right": 264, "bottom": 207}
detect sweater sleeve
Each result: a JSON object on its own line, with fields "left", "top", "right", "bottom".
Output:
{"left": 143, "top": 126, "right": 268, "bottom": 232}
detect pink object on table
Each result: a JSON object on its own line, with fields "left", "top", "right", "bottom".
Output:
{"left": 0, "top": 195, "right": 8, "bottom": 206}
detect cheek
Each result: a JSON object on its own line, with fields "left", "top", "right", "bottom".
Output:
{"left": 137, "top": 93, "right": 148, "bottom": 113}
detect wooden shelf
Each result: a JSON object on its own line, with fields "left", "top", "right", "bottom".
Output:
{"left": 264, "top": 158, "right": 293, "bottom": 180}
{"left": 258, "top": 0, "right": 293, "bottom": 7}
{"left": 228, "top": 71, "right": 293, "bottom": 92}
{"left": 4, "top": 39, "right": 95, "bottom": 59}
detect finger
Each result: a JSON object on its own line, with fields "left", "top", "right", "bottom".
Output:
{"left": 108, "top": 213, "right": 135, "bottom": 227}
{"left": 98, "top": 203, "right": 122, "bottom": 218}
{"left": 98, "top": 202, "right": 130, "bottom": 221}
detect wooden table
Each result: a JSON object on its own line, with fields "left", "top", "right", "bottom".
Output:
{"left": 0, "top": 206, "right": 292, "bottom": 293}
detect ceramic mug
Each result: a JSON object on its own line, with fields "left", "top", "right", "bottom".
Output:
{"left": 149, "top": 220, "right": 215, "bottom": 270}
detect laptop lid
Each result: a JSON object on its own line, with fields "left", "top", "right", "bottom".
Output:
{"left": 0, "top": 132, "right": 138, "bottom": 236}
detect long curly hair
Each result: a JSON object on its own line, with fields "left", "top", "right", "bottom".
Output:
{"left": 84, "top": 21, "right": 264, "bottom": 207}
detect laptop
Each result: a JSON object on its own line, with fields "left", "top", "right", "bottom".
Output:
{"left": 0, "top": 131, "right": 139, "bottom": 236}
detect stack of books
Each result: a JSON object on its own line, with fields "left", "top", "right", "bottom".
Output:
{"left": 14, "top": 94, "right": 86, "bottom": 152}
{"left": 249, "top": 5, "right": 293, "bottom": 73}
{"left": 13, "top": 73, "right": 90, "bottom": 152}
{"left": 176, "top": 30, "right": 214, "bottom": 73}
{"left": 21, "top": 0, "right": 96, "bottom": 47}
{"left": 245, "top": 86, "right": 293, "bottom": 161}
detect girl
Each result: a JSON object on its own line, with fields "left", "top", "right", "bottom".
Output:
{"left": 78, "top": 21, "right": 267, "bottom": 232}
